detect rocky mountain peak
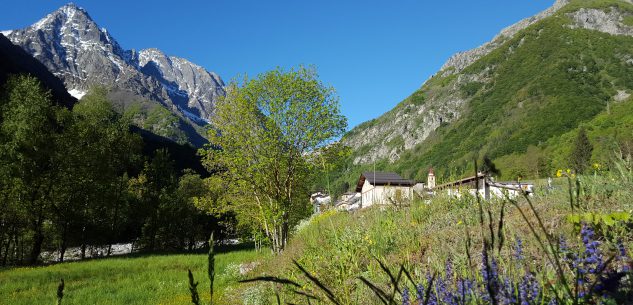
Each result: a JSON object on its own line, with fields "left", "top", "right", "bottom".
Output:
{"left": 138, "top": 48, "right": 225, "bottom": 121}
{"left": 2, "top": 3, "right": 226, "bottom": 144}
{"left": 33, "top": 3, "right": 89, "bottom": 28}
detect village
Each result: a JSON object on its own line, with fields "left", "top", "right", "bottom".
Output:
{"left": 311, "top": 168, "right": 536, "bottom": 213}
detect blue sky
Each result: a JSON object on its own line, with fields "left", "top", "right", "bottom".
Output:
{"left": 0, "top": 0, "right": 554, "bottom": 129}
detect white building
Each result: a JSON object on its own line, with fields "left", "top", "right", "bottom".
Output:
{"left": 355, "top": 172, "right": 416, "bottom": 207}
{"left": 310, "top": 192, "right": 331, "bottom": 213}
{"left": 434, "top": 172, "right": 534, "bottom": 200}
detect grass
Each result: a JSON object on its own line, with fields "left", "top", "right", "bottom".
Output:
{"left": 0, "top": 245, "right": 268, "bottom": 305}
{"left": 243, "top": 167, "right": 633, "bottom": 304}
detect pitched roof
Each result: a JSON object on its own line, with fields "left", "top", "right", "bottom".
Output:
{"left": 355, "top": 172, "right": 415, "bottom": 192}
{"left": 434, "top": 173, "right": 486, "bottom": 190}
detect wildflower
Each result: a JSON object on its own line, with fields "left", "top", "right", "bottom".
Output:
{"left": 592, "top": 163, "right": 600, "bottom": 170}
{"left": 436, "top": 274, "right": 454, "bottom": 305}
{"left": 501, "top": 278, "right": 516, "bottom": 305}
{"left": 457, "top": 220, "right": 463, "bottom": 225}
{"left": 617, "top": 240, "right": 627, "bottom": 258}
{"left": 402, "top": 287, "right": 410, "bottom": 305}
{"left": 456, "top": 278, "right": 474, "bottom": 304}
{"left": 481, "top": 249, "right": 500, "bottom": 303}
{"left": 424, "top": 272, "right": 438, "bottom": 305}
{"left": 556, "top": 169, "right": 563, "bottom": 177}
{"left": 581, "top": 224, "right": 603, "bottom": 273}
{"left": 566, "top": 169, "right": 571, "bottom": 174}
{"left": 514, "top": 238, "right": 524, "bottom": 260}
{"left": 416, "top": 283, "right": 425, "bottom": 302}
{"left": 617, "top": 240, "right": 630, "bottom": 272}
{"left": 445, "top": 260, "right": 453, "bottom": 280}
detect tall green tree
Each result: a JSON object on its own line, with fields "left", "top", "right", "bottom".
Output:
{"left": 571, "top": 127, "right": 593, "bottom": 174}
{"left": 0, "top": 75, "right": 60, "bottom": 264}
{"left": 129, "top": 149, "right": 178, "bottom": 251}
{"left": 202, "top": 66, "right": 347, "bottom": 253}
{"left": 52, "top": 87, "right": 142, "bottom": 260}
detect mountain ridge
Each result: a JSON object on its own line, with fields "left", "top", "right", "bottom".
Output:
{"left": 1, "top": 3, "right": 225, "bottom": 144}
{"left": 338, "top": 0, "right": 633, "bottom": 186}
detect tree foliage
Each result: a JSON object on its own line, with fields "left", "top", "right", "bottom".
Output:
{"left": 0, "top": 76, "right": 216, "bottom": 266}
{"left": 571, "top": 127, "right": 593, "bottom": 174}
{"left": 202, "top": 66, "right": 347, "bottom": 253}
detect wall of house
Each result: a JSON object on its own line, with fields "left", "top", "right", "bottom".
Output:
{"left": 443, "top": 184, "right": 534, "bottom": 200}
{"left": 488, "top": 185, "right": 534, "bottom": 199}
{"left": 361, "top": 180, "right": 414, "bottom": 207}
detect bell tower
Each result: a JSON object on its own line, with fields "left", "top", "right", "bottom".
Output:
{"left": 427, "top": 167, "right": 436, "bottom": 189}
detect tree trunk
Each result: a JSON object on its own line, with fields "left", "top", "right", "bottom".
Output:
{"left": 18, "top": 234, "right": 24, "bottom": 264}
{"left": 29, "top": 228, "right": 44, "bottom": 265}
{"left": 282, "top": 211, "right": 289, "bottom": 251}
{"left": 1, "top": 236, "right": 10, "bottom": 266}
{"left": 80, "top": 243, "right": 86, "bottom": 260}
{"left": 108, "top": 180, "right": 123, "bottom": 257}
{"left": 80, "top": 225, "right": 87, "bottom": 260}
{"left": 59, "top": 223, "right": 68, "bottom": 262}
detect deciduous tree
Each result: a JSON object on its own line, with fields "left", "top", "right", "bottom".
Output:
{"left": 202, "top": 66, "right": 347, "bottom": 253}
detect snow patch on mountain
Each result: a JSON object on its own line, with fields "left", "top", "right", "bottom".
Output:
{"left": 180, "top": 107, "right": 210, "bottom": 125}
{"left": 68, "top": 89, "right": 86, "bottom": 100}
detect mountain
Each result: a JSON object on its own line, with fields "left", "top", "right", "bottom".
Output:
{"left": 1, "top": 3, "right": 225, "bottom": 145}
{"left": 137, "top": 48, "right": 224, "bottom": 123}
{"left": 0, "top": 32, "right": 208, "bottom": 175}
{"left": 339, "top": 0, "right": 633, "bottom": 185}
{"left": 0, "top": 33, "right": 76, "bottom": 108}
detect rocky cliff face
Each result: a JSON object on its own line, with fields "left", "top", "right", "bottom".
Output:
{"left": 342, "top": 0, "right": 633, "bottom": 169}
{"left": 568, "top": 7, "right": 633, "bottom": 36}
{"left": 138, "top": 48, "right": 225, "bottom": 122}
{"left": 1, "top": 3, "right": 225, "bottom": 144}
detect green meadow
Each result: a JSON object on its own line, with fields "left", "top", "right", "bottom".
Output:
{"left": 0, "top": 245, "right": 267, "bottom": 305}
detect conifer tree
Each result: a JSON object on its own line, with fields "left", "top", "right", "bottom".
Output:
{"left": 571, "top": 127, "right": 593, "bottom": 174}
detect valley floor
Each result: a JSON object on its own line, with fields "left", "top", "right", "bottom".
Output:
{"left": 0, "top": 245, "right": 268, "bottom": 305}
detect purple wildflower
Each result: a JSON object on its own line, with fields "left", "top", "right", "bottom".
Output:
{"left": 501, "top": 278, "right": 516, "bottom": 305}
{"left": 515, "top": 237, "right": 524, "bottom": 260}
{"left": 481, "top": 249, "right": 500, "bottom": 304}
{"left": 518, "top": 275, "right": 529, "bottom": 305}
{"left": 617, "top": 240, "right": 630, "bottom": 273}
{"left": 446, "top": 259, "right": 454, "bottom": 281}
{"left": 456, "top": 278, "right": 474, "bottom": 305}
{"left": 402, "top": 287, "right": 410, "bottom": 305}
{"left": 416, "top": 283, "right": 425, "bottom": 302}
{"left": 581, "top": 224, "right": 603, "bottom": 274}
{"left": 617, "top": 240, "right": 627, "bottom": 257}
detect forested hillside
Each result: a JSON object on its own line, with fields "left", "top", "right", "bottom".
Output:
{"left": 337, "top": 0, "right": 633, "bottom": 189}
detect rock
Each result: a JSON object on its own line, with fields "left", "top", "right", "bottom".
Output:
{"left": 239, "top": 262, "right": 261, "bottom": 275}
{"left": 568, "top": 8, "right": 633, "bottom": 37}
{"left": 615, "top": 90, "right": 631, "bottom": 102}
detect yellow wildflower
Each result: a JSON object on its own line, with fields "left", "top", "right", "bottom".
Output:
{"left": 566, "top": 169, "right": 571, "bottom": 174}
{"left": 556, "top": 169, "right": 563, "bottom": 178}
{"left": 592, "top": 163, "right": 600, "bottom": 170}
{"left": 457, "top": 220, "right": 463, "bottom": 225}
